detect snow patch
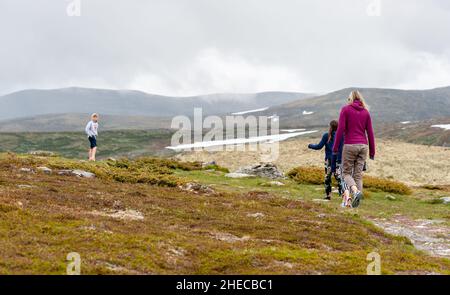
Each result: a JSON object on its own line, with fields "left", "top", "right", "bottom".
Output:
{"left": 431, "top": 124, "right": 450, "bottom": 130}
{"left": 166, "top": 130, "right": 317, "bottom": 150}
{"left": 302, "top": 110, "right": 314, "bottom": 115}
{"left": 231, "top": 107, "right": 268, "bottom": 115}
{"left": 281, "top": 129, "right": 306, "bottom": 133}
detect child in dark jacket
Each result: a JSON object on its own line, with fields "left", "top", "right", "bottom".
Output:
{"left": 308, "top": 120, "right": 344, "bottom": 200}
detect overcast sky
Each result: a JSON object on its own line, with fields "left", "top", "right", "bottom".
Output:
{"left": 0, "top": 0, "right": 449, "bottom": 96}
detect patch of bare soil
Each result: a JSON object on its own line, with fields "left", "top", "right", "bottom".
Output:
{"left": 371, "top": 215, "right": 450, "bottom": 258}
{"left": 176, "top": 139, "right": 450, "bottom": 186}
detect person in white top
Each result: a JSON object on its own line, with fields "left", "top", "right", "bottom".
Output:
{"left": 85, "top": 113, "right": 99, "bottom": 161}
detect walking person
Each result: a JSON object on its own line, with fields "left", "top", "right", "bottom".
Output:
{"left": 85, "top": 113, "right": 99, "bottom": 161}
{"left": 333, "top": 91, "right": 375, "bottom": 208}
{"left": 308, "top": 120, "right": 344, "bottom": 200}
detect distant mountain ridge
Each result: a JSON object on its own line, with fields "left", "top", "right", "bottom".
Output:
{"left": 2, "top": 86, "right": 450, "bottom": 132}
{"left": 0, "top": 87, "right": 313, "bottom": 120}
{"left": 265, "top": 86, "right": 450, "bottom": 128}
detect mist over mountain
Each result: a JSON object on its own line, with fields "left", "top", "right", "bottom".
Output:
{"left": 0, "top": 87, "right": 312, "bottom": 121}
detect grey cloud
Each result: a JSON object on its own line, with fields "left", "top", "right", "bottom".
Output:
{"left": 0, "top": 0, "right": 449, "bottom": 96}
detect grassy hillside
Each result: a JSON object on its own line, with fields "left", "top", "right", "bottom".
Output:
{"left": 0, "top": 130, "right": 174, "bottom": 159}
{"left": 376, "top": 119, "right": 450, "bottom": 147}
{"left": 0, "top": 153, "right": 448, "bottom": 274}
{"left": 267, "top": 86, "right": 450, "bottom": 128}
{"left": 0, "top": 113, "right": 173, "bottom": 132}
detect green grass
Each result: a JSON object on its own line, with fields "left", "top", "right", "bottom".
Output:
{"left": 0, "top": 130, "right": 174, "bottom": 159}
{"left": 178, "top": 169, "right": 450, "bottom": 224}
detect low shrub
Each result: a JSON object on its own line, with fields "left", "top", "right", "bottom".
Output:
{"left": 1, "top": 153, "right": 193, "bottom": 187}
{"left": 287, "top": 166, "right": 412, "bottom": 195}
{"left": 202, "top": 164, "right": 230, "bottom": 173}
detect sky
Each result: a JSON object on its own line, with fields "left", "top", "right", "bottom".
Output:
{"left": 0, "top": 0, "right": 449, "bottom": 96}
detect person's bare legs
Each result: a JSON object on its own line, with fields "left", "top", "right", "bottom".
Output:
{"left": 88, "top": 149, "right": 93, "bottom": 161}
{"left": 91, "top": 147, "right": 97, "bottom": 161}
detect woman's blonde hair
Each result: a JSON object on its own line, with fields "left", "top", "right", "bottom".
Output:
{"left": 347, "top": 90, "right": 369, "bottom": 110}
{"left": 91, "top": 113, "right": 99, "bottom": 119}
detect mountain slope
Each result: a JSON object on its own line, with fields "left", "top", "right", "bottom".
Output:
{"left": 0, "top": 113, "right": 173, "bottom": 132}
{"left": 0, "top": 87, "right": 312, "bottom": 120}
{"left": 267, "top": 86, "right": 450, "bottom": 127}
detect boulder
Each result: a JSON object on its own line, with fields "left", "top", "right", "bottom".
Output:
{"left": 19, "top": 168, "right": 34, "bottom": 173}
{"left": 235, "top": 163, "right": 284, "bottom": 179}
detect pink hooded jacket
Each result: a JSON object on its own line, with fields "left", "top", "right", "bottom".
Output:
{"left": 332, "top": 100, "right": 376, "bottom": 159}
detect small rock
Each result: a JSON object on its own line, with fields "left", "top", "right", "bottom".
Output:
{"left": 440, "top": 197, "right": 450, "bottom": 204}
{"left": 386, "top": 195, "right": 396, "bottom": 201}
{"left": 247, "top": 212, "right": 265, "bottom": 218}
{"left": 225, "top": 173, "right": 255, "bottom": 178}
{"left": 17, "top": 201, "right": 24, "bottom": 208}
{"left": 71, "top": 170, "right": 96, "bottom": 178}
{"left": 179, "top": 183, "right": 216, "bottom": 195}
{"left": 17, "top": 184, "right": 34, "bottom": 189}
{"left": 212, "top": 232, "right": 250, "bottom": 243}
{"left": 112, "top": 200, "right": 125, "bottom": 210}
{"left": 58, "top": 169, "right": 95, "bottom": 178}
{"left": 273, "top": 260, "right": 294, "bottom": 269}
{"left": 168, "top": 247, "right": 187, "bottom": 257}
{"left": 29, "top": 151, "right": 55, "bottom": 157}
{"left": 19, "top": 168, "right": 34, "bottom": 173}
{"left": 317, "top": 213, "right": 327, "bottom": 218}
{"left": 267, "top": 181, "right": 285, "bottom": 186}
{"left": 91, "top": 209, "right": 144, "bottom": 221}
{"left": 37, "top": 166, "right": 52, "bottom": 174}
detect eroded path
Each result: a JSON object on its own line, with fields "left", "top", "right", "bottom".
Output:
{"left": 371, "top": 215, "right": 450, "bottom": 258}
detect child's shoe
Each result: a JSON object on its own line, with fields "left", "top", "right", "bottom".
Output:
{"left": 351, "top": 191, "right": 363, "bottom": 208}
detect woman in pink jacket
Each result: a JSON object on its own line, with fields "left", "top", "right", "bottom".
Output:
{"left": 333, "top": 90, "right": 375, "bottom": 208}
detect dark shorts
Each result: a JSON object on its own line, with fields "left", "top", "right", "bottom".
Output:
{"left": 88, "top": 136, "right": 97, "bottom": 148}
